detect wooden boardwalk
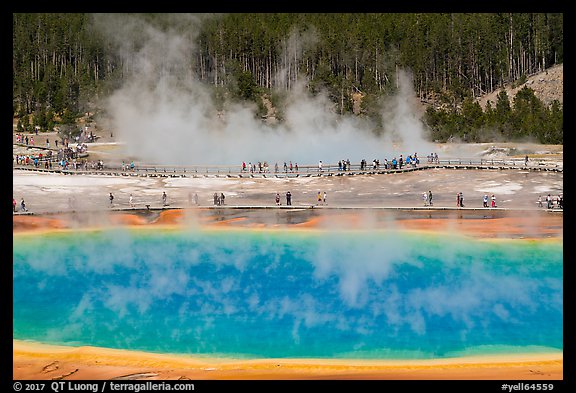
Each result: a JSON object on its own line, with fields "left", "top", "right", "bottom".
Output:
{"left": 12, "top": 160, "right": 562, "bottom": 178}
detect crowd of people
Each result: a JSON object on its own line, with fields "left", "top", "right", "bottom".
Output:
{"left": 242, "top": 161, "right": 304, "bottom": 174}
{"left": 13, "top": 132, "right": 563, "bottom": 213}
{"left": 14, "top": 152, "right": 105, "bottom": 171}
{"left": 337, "top": 152, "right": 425, "bottom": 171}
{"left": 239, "top": 152, "right": 441, "bottom": 174}
{"left": 13, "top": 187, "right": 564, "bottom": 214}
{"left": 540, "top": 194, "right": 563, "bottom": 209}
{"left": 15, "top": 133, "right": 36, "bottom": 146}
{"left": 104, "top": 189, "right": 527, "bottom": 210}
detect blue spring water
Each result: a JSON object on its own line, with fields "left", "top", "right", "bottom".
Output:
{"left": 13, "top": 228, "right": 563, "bottom": 359}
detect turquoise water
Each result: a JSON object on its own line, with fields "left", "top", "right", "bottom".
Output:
{"left": 13, "top": 229, "right": 563, "bottom": 359}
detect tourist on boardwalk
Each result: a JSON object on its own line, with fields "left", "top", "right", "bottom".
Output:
{"left": 162, "top": 191, "right": 168, "bottom": 206}
{"left": 428, "top": 190, "right": 433, "bottom": 206}
{"left": 20, "top": 198, "right": 27, "bottom": 212}
{"left": 317, "top": 191, "right": 322, "bottom": 205}
{"left": 13, "top": 197, "right": 17, "bottom": 212}
{"left": 491, "top": 194, "right": 497, "bottom": 208}
{"left": 458, "top": 192, "right": 464, "bottom": 207}
{"left": 483, "top": 194, "right": 489, "bottom": 208}
{"left": 109, "top": 192, "right": 114, "bottom": 206}
{"left": 323, "top": 191, "right": 327, "bottom": 205}
{"left": 546, "top": 194, "right": 552, "bottom": 209}
{"left": 318, "top": 160, "right": 323, "bottom": 172}
{"left": 275, "top": 193, "right": 281, "bottom": 206}
{"left": 220, "top": 193, "right": 225, "bottom": 205}
{"left": 422, "top": 192, "right": 428, "bottom": 206}
{"left": 129, "top": 194, "right": 135, "bottom": 207}
{"left": 213, "top": 192, "right": 219, "bottom": 206}
{"left": 538, "top": 195, "right": 543, "bottom": 207}
{"left": 286, "top": 191, "right": 292, "bottom": 206}
{"left": 456, "top": 193, "right": 460, "bottom": 207}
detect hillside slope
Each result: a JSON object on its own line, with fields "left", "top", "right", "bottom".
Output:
{"left": 476, "top": 63, "right": 563, "bottom": 109}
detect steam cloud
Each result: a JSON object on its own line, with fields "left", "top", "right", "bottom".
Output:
{"left": 93, "top": 13, "right": 435, "bottom": 166}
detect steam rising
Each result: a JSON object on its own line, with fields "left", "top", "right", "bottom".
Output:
{"left": 94, "top": 13, "right": 435, "bottom": 165}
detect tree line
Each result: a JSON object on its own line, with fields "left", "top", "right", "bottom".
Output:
{"left": 13, "top": 13, "right": 563, "bottom": 143}
{"left": 426, "top": 87, "right": 562, "bottom": 144}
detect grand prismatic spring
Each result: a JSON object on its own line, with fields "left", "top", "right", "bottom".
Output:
{"left": 13, "top": 225, "right": 563, "bottom": 361}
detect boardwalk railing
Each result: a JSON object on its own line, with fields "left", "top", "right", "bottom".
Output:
{"left": 13, "top": 157, "right": 562, "bottom": 176}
